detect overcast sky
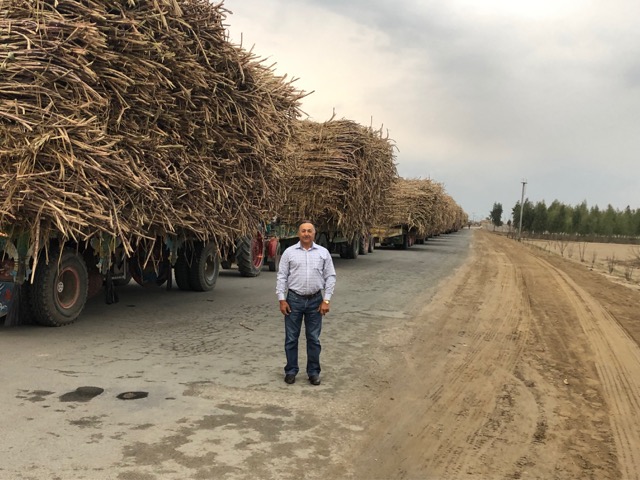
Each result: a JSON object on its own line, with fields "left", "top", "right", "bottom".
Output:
{"left": 224, "top": 0, "right": 639, "bottom": 221}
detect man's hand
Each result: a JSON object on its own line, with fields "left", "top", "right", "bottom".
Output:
{"left": 279, "top": 300, "right": 291, "bottom": 315}
{"left": 318, "top": 301, "right": 330, "bottom": 316}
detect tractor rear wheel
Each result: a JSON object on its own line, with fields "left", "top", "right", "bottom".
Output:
{"left": 236, "top": 232, "right": 265, "bottom": 277}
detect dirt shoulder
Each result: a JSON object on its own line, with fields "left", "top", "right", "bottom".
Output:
{"left": 338, "top": 230, "right": 640, "bottom": 479}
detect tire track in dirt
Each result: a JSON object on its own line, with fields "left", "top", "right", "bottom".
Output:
{"left": 420, "top": 237, "right": 534, "bottom": 478}
{"left": 532, "top": 254, "right": 640, "bottom": 480}
{"left": 342, "top": 232, "right": 537, "bottom": 479}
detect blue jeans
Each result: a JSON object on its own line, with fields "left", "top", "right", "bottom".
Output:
{"left": 284, "top": 291, "right": 323, "bottom": 377}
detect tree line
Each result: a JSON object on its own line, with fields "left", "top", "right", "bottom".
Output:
{"left": 489, "top": 200, "right": 640, "bottom": 239}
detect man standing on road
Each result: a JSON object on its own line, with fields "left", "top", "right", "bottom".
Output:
{"left": 276, "top": 220, "right": 336, "bottom": 386}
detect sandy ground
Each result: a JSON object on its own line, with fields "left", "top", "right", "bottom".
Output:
{"left": 3, "top": 229, "right": 640, "bottom": 479}
{"left": 338, "top": 230, "right": 640, "bottom": 479}
{"left": 524, "top": 237, "right": 640, "bottom": 291}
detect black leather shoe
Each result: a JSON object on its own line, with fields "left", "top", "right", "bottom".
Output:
{"left": 309, "top": 375, "right": 321, "bottom": 386}
{"left": 284, "top": 374, "right": 296, "bottom": 384}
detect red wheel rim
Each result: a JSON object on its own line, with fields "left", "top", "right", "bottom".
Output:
{"left": 56, "top": 266, "right": 80, "bottom": 309}
{"left": 251, "top": 232, "right": 265, "bottom": 269}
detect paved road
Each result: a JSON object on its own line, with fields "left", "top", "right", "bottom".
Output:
{"left": 0, "top": 230, "right": 472, "bottom": 480}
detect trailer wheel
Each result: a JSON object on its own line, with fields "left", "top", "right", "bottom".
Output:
{"left": 367, "top": 235, "right": 375, "bottom": 253}
{"left": 189, "top": 242, "right": 219, "bottom": 291}
{"left": 236, "top": 232, "right": 265, "bottom": 277}
{"left": 359, "top": 235, "right": 369, "bottom": 255}
{"left": 174, "top": 248, "right": 192, "bottom": 291}
{"left": 32, "top": 249, "right": 88, "bottom": 327}
{"left": 394, "top": 234, "right": 409, "bottom": 250}
{"left": 129, "top": 244, "right": 169, "bottom": 287}
{"left": 345, "top": 237, "right": 359, "bottom": 259}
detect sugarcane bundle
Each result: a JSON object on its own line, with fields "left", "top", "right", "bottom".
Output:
{"left": 376, "top": 177, "right": 464, "bottom": 237}
{"left": 0, "top": 0, "right": 304, "bottom": 255}
{"left": 278, "top": 118, "right": 397, "bottom": 239}
{"left": 438, "top": 194, "right": 468, "bottom": 232}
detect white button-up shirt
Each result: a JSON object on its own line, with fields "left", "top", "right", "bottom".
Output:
{"left": 276, "top": 242, "right": 337, "bottom": 301}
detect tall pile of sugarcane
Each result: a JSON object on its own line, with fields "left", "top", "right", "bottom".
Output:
{"left": 0, "top": 0, "right": 304, "bottom": 255}
{"left": 376, "top": 177, "right": 467, "bottom": 236}
{"left": 278, "top": 118, "right": 397, "bottom": 239}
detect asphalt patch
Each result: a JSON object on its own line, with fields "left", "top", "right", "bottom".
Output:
{"left": 59, "top": 386, "right": 105, "bottom": 402}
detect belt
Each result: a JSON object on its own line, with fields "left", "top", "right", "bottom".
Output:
{"left": 289, "top": 290, "right": 321, "bottom": 299}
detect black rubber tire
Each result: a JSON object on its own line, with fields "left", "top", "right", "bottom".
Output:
{"left": 189, "top": 242, "right": 219, "bottom": 291}
{"left": 267, "top": 241, "right": 281, "bottom": 272}
{"left": 236, "top": 235, "right": 265, "bottom": 277}
{"left": 394, "top": 235, "right": 410, "bottom": 250}
{"left": 129, "top": 244, "right": 169, "bottom": 287}
{"left": 358, "top": 235, "right": 368, "bottom": 255}
{"left": 32, "top": 249, "right": 89, "bottom": 327}
{"left": 367, "top": 235, "right": 375, "bottom": 253}
{"left": 346, "top": 237, "right": 359, "bottom": 259}
{"left": 174, "top": 248, "right": 192, "bottom": 291}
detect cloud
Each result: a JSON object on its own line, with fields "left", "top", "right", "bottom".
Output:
{"left": 224, "top": 0, "right": 640, "bottom": 213}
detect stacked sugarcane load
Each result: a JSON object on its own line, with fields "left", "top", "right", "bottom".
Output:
{"left": 376, "top": 177, "right": 466, "bottom": 237}
{"left": 0, "top": 0, "right": 304, "bottom": 257}
{"left": 277, "top": 117, "right": 397, "bottom": 240}
{"left": 441, "top": 194, "right": 469, "bottom": 232}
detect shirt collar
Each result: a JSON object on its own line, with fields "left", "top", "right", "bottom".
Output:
{"left": 295, "top": 241, "right": 317, "bottom": 251}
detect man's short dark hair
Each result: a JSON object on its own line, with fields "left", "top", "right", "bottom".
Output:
{"left": 299, "top": 219, "right": 314, "bottom": 228}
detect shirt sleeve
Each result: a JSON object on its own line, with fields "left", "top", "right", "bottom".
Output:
{"left": 275, "top": 248, "right": 290, "bottom": 301}
{"left": 322, "top": 252, "right": 337, "bottom": 301}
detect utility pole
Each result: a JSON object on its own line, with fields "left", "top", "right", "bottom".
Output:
{"left": 517, "top": 179, "right": 527, "bottom": 241}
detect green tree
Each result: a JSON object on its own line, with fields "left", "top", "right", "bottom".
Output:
{"left": 601, "top": 204, "right": 617, "bottom": 237}
{"left": 512, "top": 199, "right": 534, "bottom": 233}
{"left": 531, "top": 201, "right": 548, "bottom": 234}
{"left": 632, "top": 209, "right": 640, "bottom": 236}
{"left": 490, "top": 202, "right": 503, "bottom": 230}
{"left": 548, "top": 200, "right": 569, "bottom": 234}
{"left": 573, "top": 201, "right": 589, "bottom": 235}
{"left": 620, "top": 206, "right": 633, "bottom": 236}
{"left": 588, "top": 205, "right": 602, "bottom": 235}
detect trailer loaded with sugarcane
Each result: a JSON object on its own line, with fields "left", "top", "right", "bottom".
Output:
{"left": 271, "top": 117, "right": 397, "bottom": 259}
{"left": 0, "top": 0, "right": 304, "bottom": 326}
{"left": 373, "top": 177, "right": 468, "bottom": 249}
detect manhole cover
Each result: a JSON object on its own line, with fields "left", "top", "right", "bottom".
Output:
{"left": 59, "top": 386, "right": 104, "bottom": 402}
{"left": 116, "top": 391, "right": 148, "bottom": 400}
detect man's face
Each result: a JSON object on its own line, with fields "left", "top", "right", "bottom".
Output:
{"left": 298, "top": 223, "right": 315, "bottom": 245}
